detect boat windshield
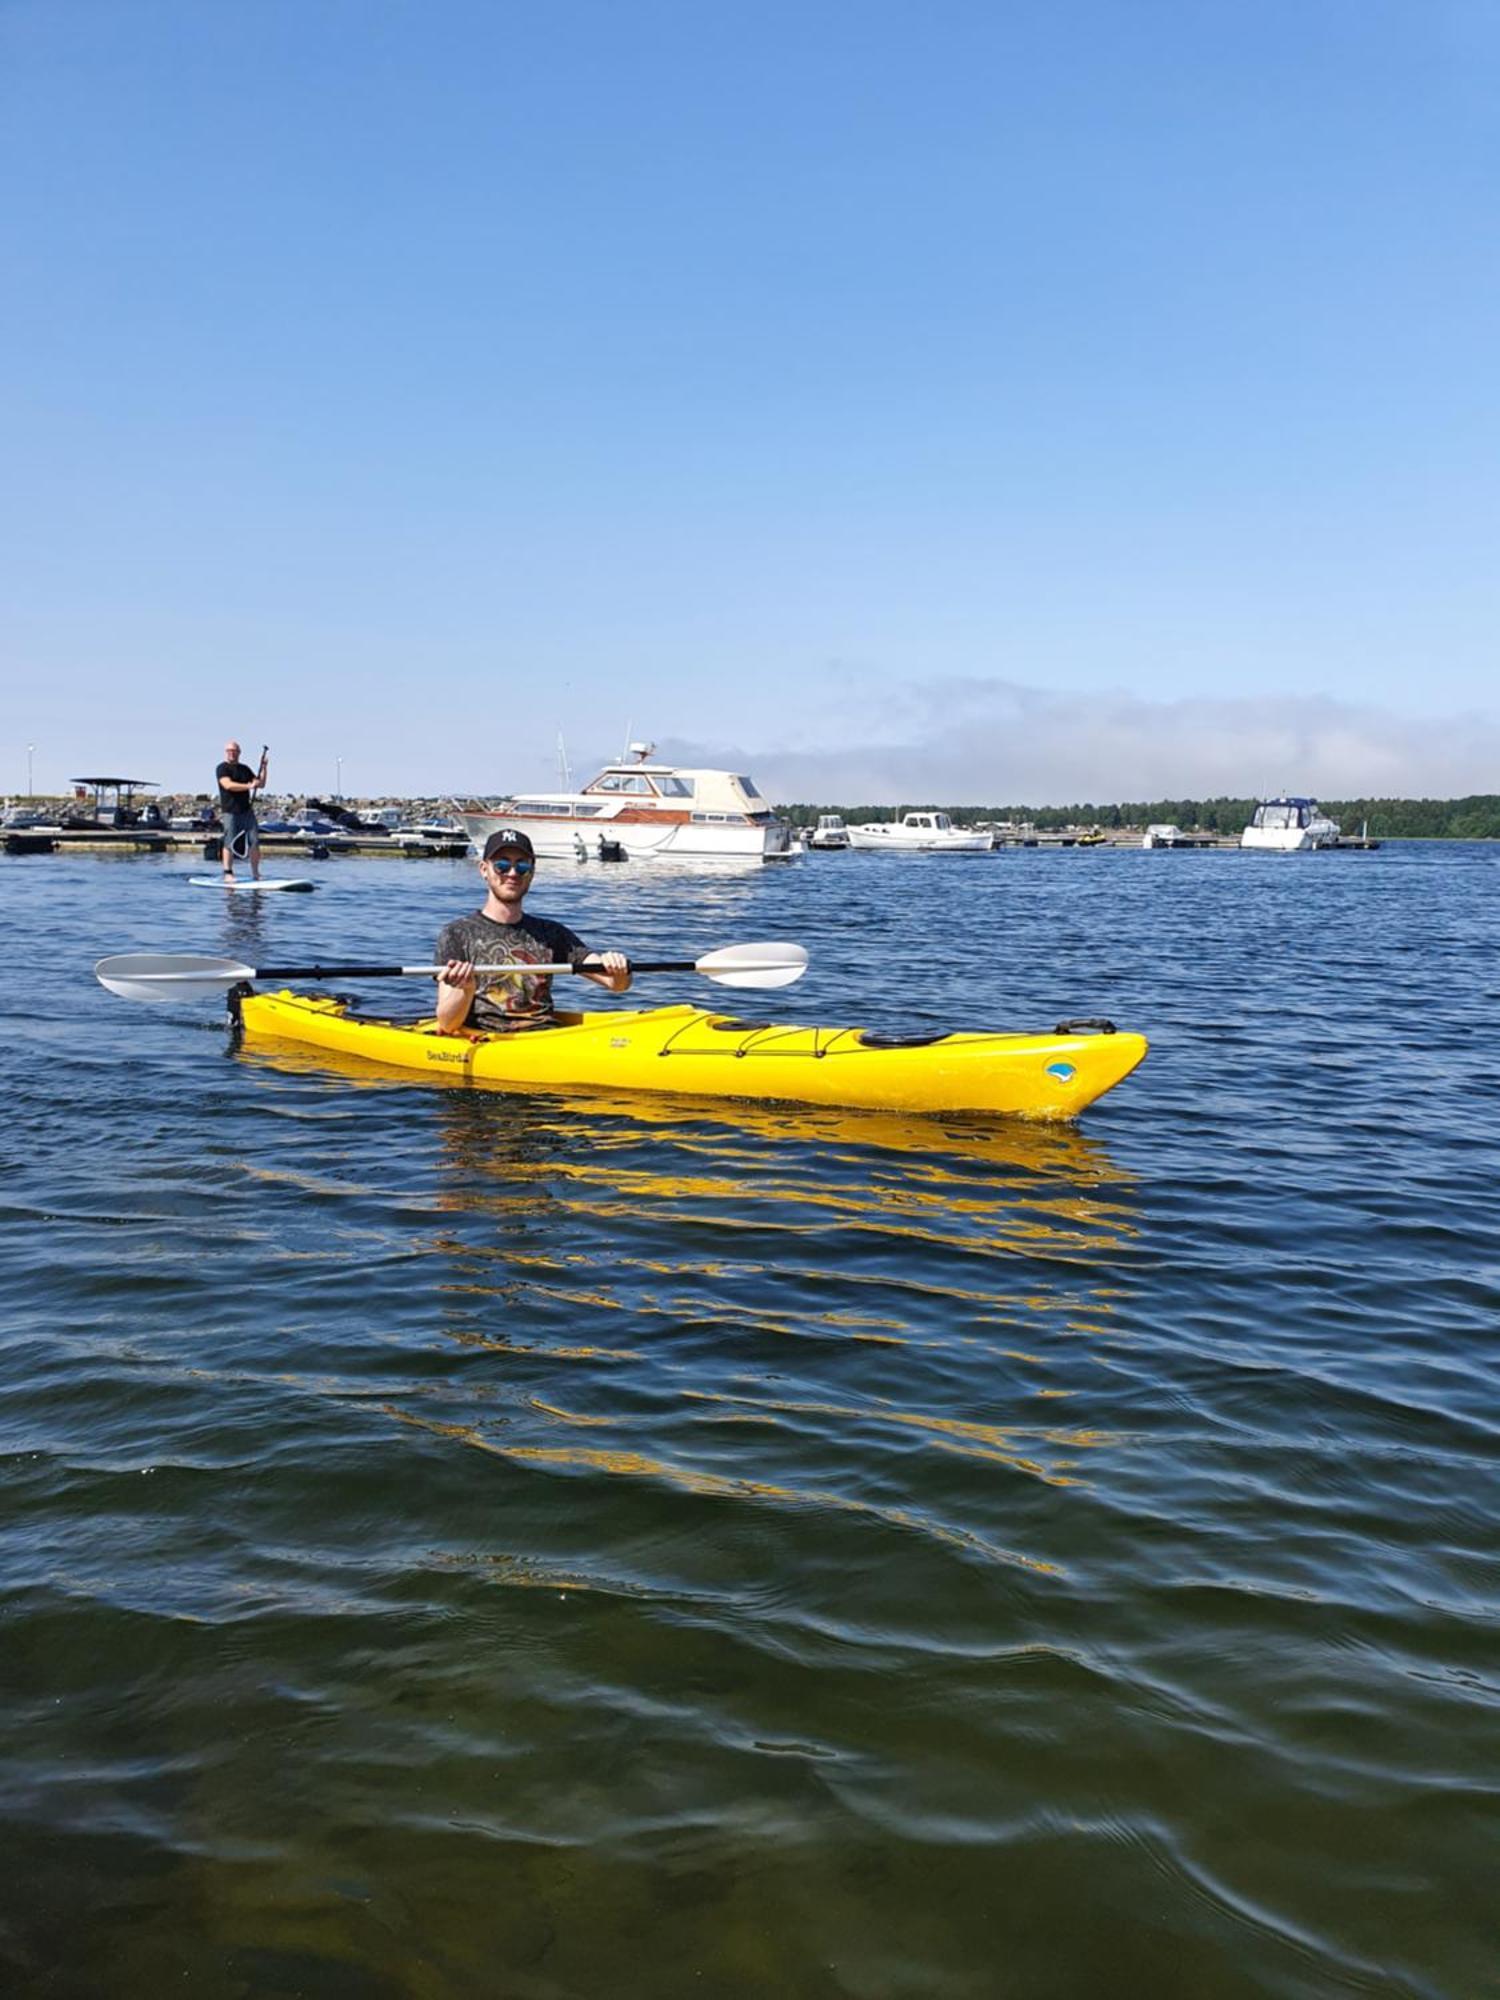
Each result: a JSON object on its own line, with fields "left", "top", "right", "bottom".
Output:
{"left": 588, "top": 772, "right": 658, "bottom": 795}
{"left": 1253, "top": 802, "right": 1311, "bottom": 830}
{"left": 656, "top": 775, "right": 693, "bottom": 797}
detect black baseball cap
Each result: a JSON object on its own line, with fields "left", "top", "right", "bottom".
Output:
{"left": 482, "top": 827, "right": 535, "bottom": 861}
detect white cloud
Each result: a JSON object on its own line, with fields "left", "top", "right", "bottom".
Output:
{"left": 651, "top": 679, "right": 1500, "bottom": 804}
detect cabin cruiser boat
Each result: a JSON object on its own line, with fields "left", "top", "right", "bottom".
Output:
{"left": 847, "top": 811, "right": 992, "bottom": 853}
{"left": 807, "top": 814, "right": 852, "bottom": 850}
{"left": 1240, "top": 797, "right": 1342, "bottom": 852}
{"left": 1142, "top": 823, "right": 1185, "bottom": 848}
{"left": 459, "top": 744, "right": 793, "bottom": 862}
{"left": 392, "top": 814, "right": 469, "bottom": 853}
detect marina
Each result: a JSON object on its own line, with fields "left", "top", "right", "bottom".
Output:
{"left": 2, "top": 818, "right": 1386, "bottom": 860}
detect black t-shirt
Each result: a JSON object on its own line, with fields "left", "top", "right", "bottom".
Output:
{"left": 216, "top": 761, "right": 256, "bottom": 816}
{"left": 435, "top": 910, "right": 590, "bottom": 1030}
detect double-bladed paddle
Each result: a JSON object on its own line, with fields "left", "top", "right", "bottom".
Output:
{"left": 94, "top": 941, "right": 808, "bottom": 1004}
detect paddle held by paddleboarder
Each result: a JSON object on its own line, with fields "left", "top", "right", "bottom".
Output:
{"left": 435, "top": 827, "right": 631, "bottom": 1033}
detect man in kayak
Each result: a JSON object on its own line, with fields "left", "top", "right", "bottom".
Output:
{"left": 435, "top": 827, "right": 632, "bottom": 1033}
{"left": 215, "top": 739, "right": 267, "bottom": 883}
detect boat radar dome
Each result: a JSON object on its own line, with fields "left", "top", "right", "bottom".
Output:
{"left": 627, "top": 741, "right": 657, "bottom": 762}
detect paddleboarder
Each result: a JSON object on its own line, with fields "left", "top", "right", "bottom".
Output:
{"left": 215, "top": 739, "right": 267, "bottom": 883}
{"left": 436, "top": 827, "right": 631, "bottom": 1033}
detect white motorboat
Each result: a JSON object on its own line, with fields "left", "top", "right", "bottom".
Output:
{"left": 390, "top": 813, "right": 468, "bottom": 849}
{"left": 459, "top": 743, "right": 793, "bottom": 863}
{"left": 1240, "top": 797, "right": 1342, "bottom": 852}
{"left": 807, "top": 814, "right": 852, "bottom": 850}
{"left": 847, "top": 811, "right": 992, "bottom": 853}
{"left": 1142, "top": 823, "right": 1184, "bottom": 848}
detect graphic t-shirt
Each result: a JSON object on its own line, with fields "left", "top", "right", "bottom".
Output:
{"left": 216, "top": 761, "right": 257, "bottom": 816}
{"left": 435, "top": 910, "right": 591, "bottom": 1031}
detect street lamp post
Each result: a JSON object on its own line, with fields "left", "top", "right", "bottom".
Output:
{"left": 27, "top": 745, "right": 35, "bottom": 799}
{"left": 336, "top": 756, "right": 343, "bottom": 801}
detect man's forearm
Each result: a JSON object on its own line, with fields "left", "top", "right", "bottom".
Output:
{"left": 435, "top": 983, "right": 472, "bottom": 1031}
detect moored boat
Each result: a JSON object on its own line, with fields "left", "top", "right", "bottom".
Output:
{"left": 847, "top": 811, "right": 992, "bottom": 853}
{"left": 1241, "top": 797, "right": 1342, "bottom": 851}
{"left": 234, "top": 990, "right": 1146, "bottom": 1121}
{"left": 807, "top": 813, "right": 852, "bottom": 850}
{"left": 459, "top": 743, "right": 793, "bottom": 863}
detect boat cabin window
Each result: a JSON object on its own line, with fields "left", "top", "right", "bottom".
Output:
{"left": 655, "top": 776, "right": 693, "bottom": 797}
{"left": 588, "top": 772, "right": 657, "bottom": 795}
{"left": 735, "top": 777, "right": 762, "bottom": 799}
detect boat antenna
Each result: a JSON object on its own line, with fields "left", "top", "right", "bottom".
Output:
{"left": 556, "top": 731, "right": 571, "bottom": 789}
{"left": 621, "top": 718, "right": 633, "bottom": 760}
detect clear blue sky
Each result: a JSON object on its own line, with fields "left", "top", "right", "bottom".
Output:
{"left": 3, "top": 0, "right": 1498, "bottom": 802}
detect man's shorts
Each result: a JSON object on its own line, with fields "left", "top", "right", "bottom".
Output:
{"left": 223, "top": 812, "right": 260, "bottom": 861}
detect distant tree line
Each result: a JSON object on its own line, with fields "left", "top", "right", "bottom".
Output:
{"left": 779, "top": 796, "right": 1500, "bottom": 838}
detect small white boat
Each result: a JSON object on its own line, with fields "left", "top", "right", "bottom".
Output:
{"left": 807, "top": 814, "right": 852, "bottom": 850}
{"left": 1241, "top": 797, "right": 1342, "bottom": 852}
{"left": 1142, "top": 823, "right": 1185, "bottom": 848}
{"left": 847, "top": 811, "right": 992, "bottom": 853}
{"left": 459, "top": 743, "right": 793, "bottom": 863}
{"left": 392, "top": 814, "right": 469, "bottom": 849}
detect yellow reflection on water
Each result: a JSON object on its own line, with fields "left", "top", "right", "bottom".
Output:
{"left": 386, "top": 1404, "right": 1062, "bottom": 1574}
{"left": 239, "top": 1035, "right": 1133, "bottom": 1181}
{"left": 246, "top": 1032, "right": 1140, "bottom": 1546}
{"left": 681, "top": 1388, "right": 1115, "bottom": 1486}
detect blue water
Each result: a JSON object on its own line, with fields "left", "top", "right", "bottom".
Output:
{"left": 1, "top": 843, "right": 1497, "bottom": 1997}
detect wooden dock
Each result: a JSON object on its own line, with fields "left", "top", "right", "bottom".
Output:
{"left": 3, "top": 828, "right": 470, "bottom": 859}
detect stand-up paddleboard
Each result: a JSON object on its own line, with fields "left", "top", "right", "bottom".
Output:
{"left": 187, "top": 876, "right": 316, "bottom": 893}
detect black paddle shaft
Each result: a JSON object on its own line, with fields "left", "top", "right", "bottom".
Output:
{"left": 256, "top": 964, "right": 414, "bottom": 980}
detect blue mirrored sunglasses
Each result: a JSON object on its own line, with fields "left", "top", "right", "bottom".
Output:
{"left": 486, "top": 856, "right": 534, "bottom": 875}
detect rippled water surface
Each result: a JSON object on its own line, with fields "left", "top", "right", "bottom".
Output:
{"left": 2, "top": 844, "right": 1497, "bottom": 1997}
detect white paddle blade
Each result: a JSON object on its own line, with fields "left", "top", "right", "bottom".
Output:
{"left": 95, "top": 953, "right": 254, "bottom": 1002}
{"left": 695, "top": 941, "right": 809, "bottom": 989}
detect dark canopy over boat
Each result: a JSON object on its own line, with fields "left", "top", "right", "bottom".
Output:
{"left": 67, "top": 777, "right": 160, "bottom": 827}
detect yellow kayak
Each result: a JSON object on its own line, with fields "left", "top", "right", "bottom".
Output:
{"left": 235, "top": 989, "right": 1146, "bottom": 1120}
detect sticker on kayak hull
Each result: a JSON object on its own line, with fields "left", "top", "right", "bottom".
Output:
{"left": 1046, "top": 1061, "right": 1076, "bottom": 1081}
